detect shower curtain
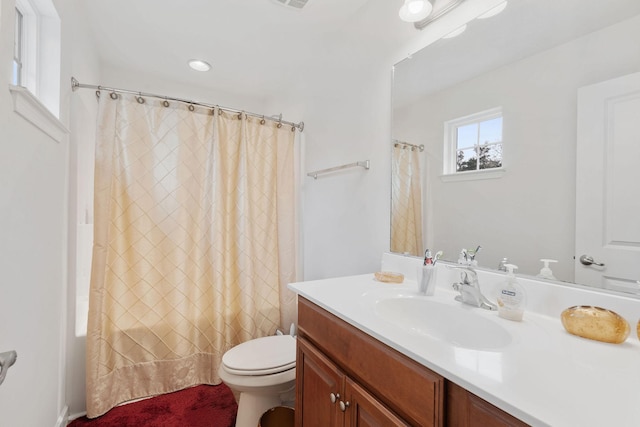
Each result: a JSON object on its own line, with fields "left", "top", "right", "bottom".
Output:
{"left": 391, "top": 144, "right": 424, "bottom": 256}
{"left": 86, "top": 93, "right": 298, "bottom": 417}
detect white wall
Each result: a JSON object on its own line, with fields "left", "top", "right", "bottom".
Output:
{"left": 284, "top": 0, "right": 501, "bottom": 280}
{"left": 0, "top": 0, "right": 103, "bottom": 424}
{"left": 394, "top": 15, "right": 640, "bottom": 280}
{"left": 0, "top": 0, "right": 65, "bottom": 425}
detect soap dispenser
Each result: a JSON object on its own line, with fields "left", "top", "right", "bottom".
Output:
{"left": 496, "top": 264, "right": 526, "bottom": 322}
{"left": 537, "top": 259, "right": 558, "bottom": 280}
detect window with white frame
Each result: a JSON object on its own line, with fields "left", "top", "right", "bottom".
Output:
{"left": 444, "top": 107, "right": 503, "bottom": 177}
{"left": 10, "top": 0, "right": 61, "bottom": 118}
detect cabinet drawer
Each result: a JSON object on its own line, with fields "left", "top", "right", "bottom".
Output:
{"left": 298, "top": 297, "right": 444, "bottom": 427}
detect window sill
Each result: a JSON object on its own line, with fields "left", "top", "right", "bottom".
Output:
{"left": 9, "top": 85, "right": 68, "bottom": 143}
{"left": 440, "top": 168, "right": 506, "bottom": 182}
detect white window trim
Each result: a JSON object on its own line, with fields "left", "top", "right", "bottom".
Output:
{"left": 442, "top": 106, "right": 504, "bottom": 180}
{"left": 15, "top": 0, "right": 39, "bottom": 95}
{"left": 9, "top": 85, "right": 68, "bottom": 143}
{"left": 440, "top": 168, "right": 506, "bottom": 182}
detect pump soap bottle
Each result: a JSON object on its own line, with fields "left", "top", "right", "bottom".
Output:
{"left": 537, "top": 259, "right": 558, "bottom": 280}
{"left": 496, "top": 264, "right": 526, "bottom": 322}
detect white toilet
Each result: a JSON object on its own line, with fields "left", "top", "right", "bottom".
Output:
{"left": 218, "top": 334, "right": 296, "bottom": 427}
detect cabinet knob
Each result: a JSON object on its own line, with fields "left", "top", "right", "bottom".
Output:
{"left": 339, "top": 400, "right": 350, "bottom": 412}
{"left": 330, "top": 392, "right": 340, "bottom": 404}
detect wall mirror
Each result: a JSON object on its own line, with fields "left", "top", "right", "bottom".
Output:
{"left": 391, "top": 0, "right": 640, "bottom": 295}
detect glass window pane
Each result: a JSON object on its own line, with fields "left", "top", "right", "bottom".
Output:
{"left": 12, "top": 61, "right": 21, "bottom": 85}
{"left": 479, "top": 117, "right": 502, "bottom": 144}
{"left": 456, "top": 147, "right": 478, "bottom": 172}
{"left": 456, "top": 124, "right": 477, "bottom": 149}
{"left": 479, "top": 143, "right": 502, "bottom": 169}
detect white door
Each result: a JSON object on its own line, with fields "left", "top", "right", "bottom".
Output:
{"left": 575, "top": 72, "right": 640, "bottom": 293}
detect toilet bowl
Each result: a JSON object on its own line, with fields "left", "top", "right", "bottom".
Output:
{"left": 218, "top": 335, "right": 296, "bottom": 427}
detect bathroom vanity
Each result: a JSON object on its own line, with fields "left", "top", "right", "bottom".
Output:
{"left": 295, "top": 296, "right": 525, "bottom": 426}
{"left": 289, "top": 254, "right": 640, "bottom": 427}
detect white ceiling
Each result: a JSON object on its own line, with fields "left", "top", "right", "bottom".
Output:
{"left": 86, "top": 0, "right": 636, "bottom": 107}
{"left": 394, "top": 0, "right": 640, "bottom": 108}
{"left": 81, "top": 0, "right": 398, "bottom": 97}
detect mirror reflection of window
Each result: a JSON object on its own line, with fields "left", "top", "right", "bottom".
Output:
{"left": 391, "top": 141, "right": 424, "bottom": 256}
{"left": 445, "top": 107, "right": 503, "bottom": 175}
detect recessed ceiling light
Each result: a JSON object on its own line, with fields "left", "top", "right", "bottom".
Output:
{"left": 442, "top": 24, "right": 467, "bottom": 39}
{"left": 188, "top": 59, "right": 211, "bottom": 72}
{"left": 477, "top": 1, "right": 508, "bottom": 19}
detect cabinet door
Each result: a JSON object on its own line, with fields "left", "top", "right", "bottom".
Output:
{"left": 446, "top": 382, "right": 529, "bottom": 427}
{"left": 296, "top": 337, "right": 344, "bottom": 427}
{"left": 298, "top": 297, "right": 444, "bottom": 426}
{"left": 344, "top": 378, "right": 410, "bottom": 427}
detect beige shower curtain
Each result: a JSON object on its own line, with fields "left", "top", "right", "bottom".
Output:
{"left": 391, "top": 144, "right": 424, "bottom": 256}
{"left": 86, "top": 93, "right": 298, "bottom": 417}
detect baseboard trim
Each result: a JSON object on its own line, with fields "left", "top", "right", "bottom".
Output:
{"left": 67, "top": 410, "right": 87, "bottom": 423}
{"left": 55, "top": 405, "right": 69, "bottom": 427}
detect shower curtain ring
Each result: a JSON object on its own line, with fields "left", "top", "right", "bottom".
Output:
{"left": 110, "top": 92, "right": 118, "bottom": 100}
{"left": 260, "top": 116, "right": 266, "bottom": 125}
{"left": 163, "top": 99, "right": 170, "bottom": 107}
{"left": 136, "top": 93, "right": 145, "bottom": 104}
{"left": 189, "top": 104, "right": 195, "bottom": 112}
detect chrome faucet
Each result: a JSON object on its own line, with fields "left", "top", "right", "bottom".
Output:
{"left": 458, "top": 245, "right": 482, "bottom": 266}
{"left": 449, "top": 266, "right": 497, "bottom": 311}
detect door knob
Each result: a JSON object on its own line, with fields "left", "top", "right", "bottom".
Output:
{"left": 579, "top": 255, "right": 605, "bottom": 267}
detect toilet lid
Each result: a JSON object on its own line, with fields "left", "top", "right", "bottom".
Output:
{"left": 222, "top": 335, "right": 296, "bottom": 376}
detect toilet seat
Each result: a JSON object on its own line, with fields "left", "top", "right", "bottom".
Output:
{"left": 222, "top": 335, "right": 296, "bottom": 376}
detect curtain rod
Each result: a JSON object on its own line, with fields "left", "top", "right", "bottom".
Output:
{"left": 70, "top": 77, "right": 304, "bottom": 132}
{"left": 393, "top": 140, "right": 424, "bottom": 152}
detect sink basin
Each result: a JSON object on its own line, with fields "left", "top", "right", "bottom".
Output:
{"left": 375, "top": 296, "right": 512, "bottom": 350}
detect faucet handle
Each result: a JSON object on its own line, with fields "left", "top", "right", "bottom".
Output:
{"left": 447, "top": 265, "right": 478, "bottom": 285}
{"left": 447, "top": 264, "right": 477, "bottom": 275}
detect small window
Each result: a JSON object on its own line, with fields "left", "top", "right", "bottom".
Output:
{"left": 444, "top": 107, "right": 503, "bottom": 177}
{"left": 10, "top": 0, "right": 61, "bottom": 118}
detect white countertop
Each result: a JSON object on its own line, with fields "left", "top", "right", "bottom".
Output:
{"left": 289, "top": 269, "right": 640, "bottom": 427}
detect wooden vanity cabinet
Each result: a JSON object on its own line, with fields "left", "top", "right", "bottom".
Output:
{"left": 297, "top": 337, "right": 409, "bottom": 427}
{"left": 296, "top": 297, "right": 444, "bottom": 427}
{"left": 296, "top": 296, "right": 530, "bottom": 427}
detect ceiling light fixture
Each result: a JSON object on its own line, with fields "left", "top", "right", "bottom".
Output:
{"left": 399, "top": 0, "right": 433, "bottom": 23}
{"left": 188, "top": 59, "right": 211, "bottom": 72}
{"left": 477, "top": 1, "right": 508, "bottom": 19}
